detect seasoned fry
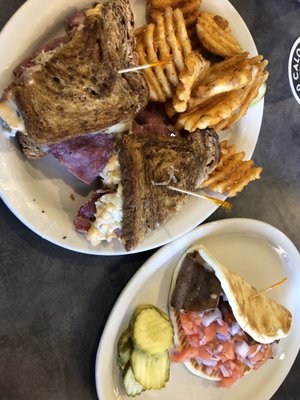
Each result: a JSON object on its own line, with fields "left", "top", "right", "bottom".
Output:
{"left": 195, "top": 62, "right": 252, "bottom": 99}
{"left": 213, "top": 60, "right": 269, "bottom": 132}
{"left": 144, "top": 23, "right": 173, "bottom": 98}
{"left": 135, "top": 39, "right": 166, "bottom": 102}
{"left": 155, "top": 13, "right": 179, "bottom": 87}
{"left": 201, "top": 141, "right": 263, "bottom": 197}
{"left": 173, "top": 8, "right": 192, "bottom": 58}
{"left": 173, "top": 51, "right": 210, "bottom": 112}
{"left": 165, "top": 7, "right": 185, "bottom": 72}
{"left": 150, "top": 0, "right": 182, "bottom": 10}
{"left": 149, "top": 0, "right": 201, "bottom": 29}
{"left": 181, "top": 0, "right": 201, "bottom": 28}
{"left": 135, "top": 8, "right": 193, "bottom": 101}
{"left": 175, "top": 88, "right": 247, "bottom": 132}
{"left": 196, "top": 12, "right": 241, "bottom": 57}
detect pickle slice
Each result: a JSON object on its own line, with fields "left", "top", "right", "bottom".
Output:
{"left": 117, "top": 327, "right": 133, "bottom": 370}
{"left": 131, "top": 305, "right": 173, "bottom": 354}
{"left": 123, "top": 364, "right": 144, "bottom": 397}
{"left": 131, "top": 348, "right": 170, "bottom": 390}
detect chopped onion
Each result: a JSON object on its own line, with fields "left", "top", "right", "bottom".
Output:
{"left": 229, "top": 322, "right": 241, "bottom": 336}
{"left": 216, "top": 332, "right": 229, "bottom": 341}
{"left": 235, "top": 341, "right": 250, "bottom": 359}
{"left": 243, "top": 358, "right": 254, "bottom": 369}
{"left": 220, "top": 364, "right": 231, "bottom": 378}
{"left": 248, "top": 344, "right": 262, "bottom": 359}
{"left": 216, "top": 344, "right": 224, "bottom": 353}
{"left": 202, "top": 308, "right": 223, "bottom": 327}
{"left": 202, "top": 359, "right": 218, "bottom": 367}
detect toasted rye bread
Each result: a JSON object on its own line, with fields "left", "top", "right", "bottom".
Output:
{"left": 5, "top": 0, "right": 148, "bottom": 149}
{"left": 118, "top": 129, "right": 220, "bottom": 251}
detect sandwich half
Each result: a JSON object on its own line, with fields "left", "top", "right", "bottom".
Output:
{"left": 0, "top": 0, "right": 148, "bottom": 161}
{"left": 74, "top": 117, "right": 221, "bottom": 250}
{"left": 169, "top": 245, "right": 292, "bottom": 387}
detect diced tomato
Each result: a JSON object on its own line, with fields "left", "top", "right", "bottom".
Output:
{"left": 187, "top": 334, "right": 200, "bottom": 348}
{"left": 203, "top": 322, "right": 218, "bottom": 343}
{"left": 216, "top": 321, "right": 229, "bottom": 336}
{"left": 220, "top": 341, "right": 235, "bottom": 361}
{"left": 186, "top": 311, "right": 203, "bottom": 326}
{"left": 252, "top": 344, "right": 273, "bottom": 370}
{"left": 231, "top": 360, "right": 246, "bottom": 378}
{"left": 180, "top": 313, "right": 199, "bottom": 335}
{"left": 171, "top": 346, "right": 199, "bottom": 362}
{"left": 175, "top": 307, "right": 272, "bottom": 388}
{"left": 217, "top": 376, "right": 238, "bottom": 388}
{"left": 247, "top": 343, "right": 260, "bottom": 356}
{"left": 234, "top": 331, "right": 247, "bottom": 342}
{"left": 198, "top": 346, "right": 213, "bottom": 360}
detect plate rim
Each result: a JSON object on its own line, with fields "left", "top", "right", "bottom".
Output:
{"left": 95, "top": 217, "right": 300, "bottom": 400}
{"left": 0, "top": 0, "right": 264, "bottom": 255}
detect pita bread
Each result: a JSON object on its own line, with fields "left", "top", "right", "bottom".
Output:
{"left": 169, "top": 244, "right": 292, "bottom": 381}
{"left": 198, "top": 245, "right": 292, "bottom": 344}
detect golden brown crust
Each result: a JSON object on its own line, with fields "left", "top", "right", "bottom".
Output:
{"left": 199, "top": 246, "right": 292, "bottom": 343}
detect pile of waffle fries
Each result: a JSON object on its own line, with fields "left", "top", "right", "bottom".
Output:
{"left": 134, "top": 0, "right": 268, "bottom": 198}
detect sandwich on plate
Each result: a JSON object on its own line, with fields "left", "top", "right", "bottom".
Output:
{"left": 0, "top": 0, "right": 148, "bottom": 184}
{"left": 169, "top": 245, "right": 292, "bottom": 387}
{"left": 74, "top": 106, "right": 221, "bottom": 251}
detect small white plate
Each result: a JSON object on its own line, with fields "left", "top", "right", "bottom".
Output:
{"left": 95, "top": 218, "right": 300, "bottom": 400}
{"left": 0, "top": 0, "right": 263, "bottom": 254}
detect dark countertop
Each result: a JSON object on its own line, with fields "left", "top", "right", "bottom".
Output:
{"left": 0, "top": 1, "right": 299, "bottom": 399}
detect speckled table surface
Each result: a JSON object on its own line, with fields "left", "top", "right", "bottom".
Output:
{"left": 0, "top": 1, "right": 300, "bottom": 399}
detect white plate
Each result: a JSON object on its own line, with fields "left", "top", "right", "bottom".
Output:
{"left": 95, "top": 218, "right": 300, "bottom": 400}
{"left": 0, "top": 0, "right": 263, "bottom": 255}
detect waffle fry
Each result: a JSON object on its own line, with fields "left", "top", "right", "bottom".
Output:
{"left": 150, "top": 0, "right": 181, "bottom": 10}
{"left": 164, "top": 7, "right": 185, "bottom": 72}
{"left": 173, "top": 53, "right": 268, "bottom": 131}
{"left": 173, "top": 8, "right": 192, "bottom": 58}
{"left": 213, "top": 59, "right": 269, "bottom": 132}
{"left": 181, "top": 0, "right": 201, "bottom": 28}
{"left": 135, "top": 8, "right": 193, "bottom": 102}
{"left": 150, "top": 0, "right": 201, "bottom": 29}
{"left": 173, "top": 51, "right": 210, "bottom": 112}
{"left": 155, "top": 13, "right": 179, "bottom": 87}
{"left": 175, "top": 88, "right": 248, "bottom": 131}
{"left": 196, "top": 12, "right": 241, "bottom": 57}
{"left": 135, "top": 39, "right": 167, "bottom": 102}
{"left": 144, "top": 23, "right": 173, "bottom": 98}
{"left": 201, "top": 141, "right": 262, "bottom": 197}
{"left": 195, "top": 60, "right": 253, "bottom": 99}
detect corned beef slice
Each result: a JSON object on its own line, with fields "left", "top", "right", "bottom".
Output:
{"left": 49, "top": 133, "right": 114, "bottom": 184}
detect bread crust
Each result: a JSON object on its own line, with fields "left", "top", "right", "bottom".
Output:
{"left": 119, "top": 129, "right": 220, "bottom": 250}
{"left": 8, "top": 0, "right": 149, "bottom": 145}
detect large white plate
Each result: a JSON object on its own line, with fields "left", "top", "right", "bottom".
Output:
{"left": 0, "top": 0, "right": 263, "bottom": 255}
{"left": 95, "top": 218, "right": 300, "bottom": 400}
